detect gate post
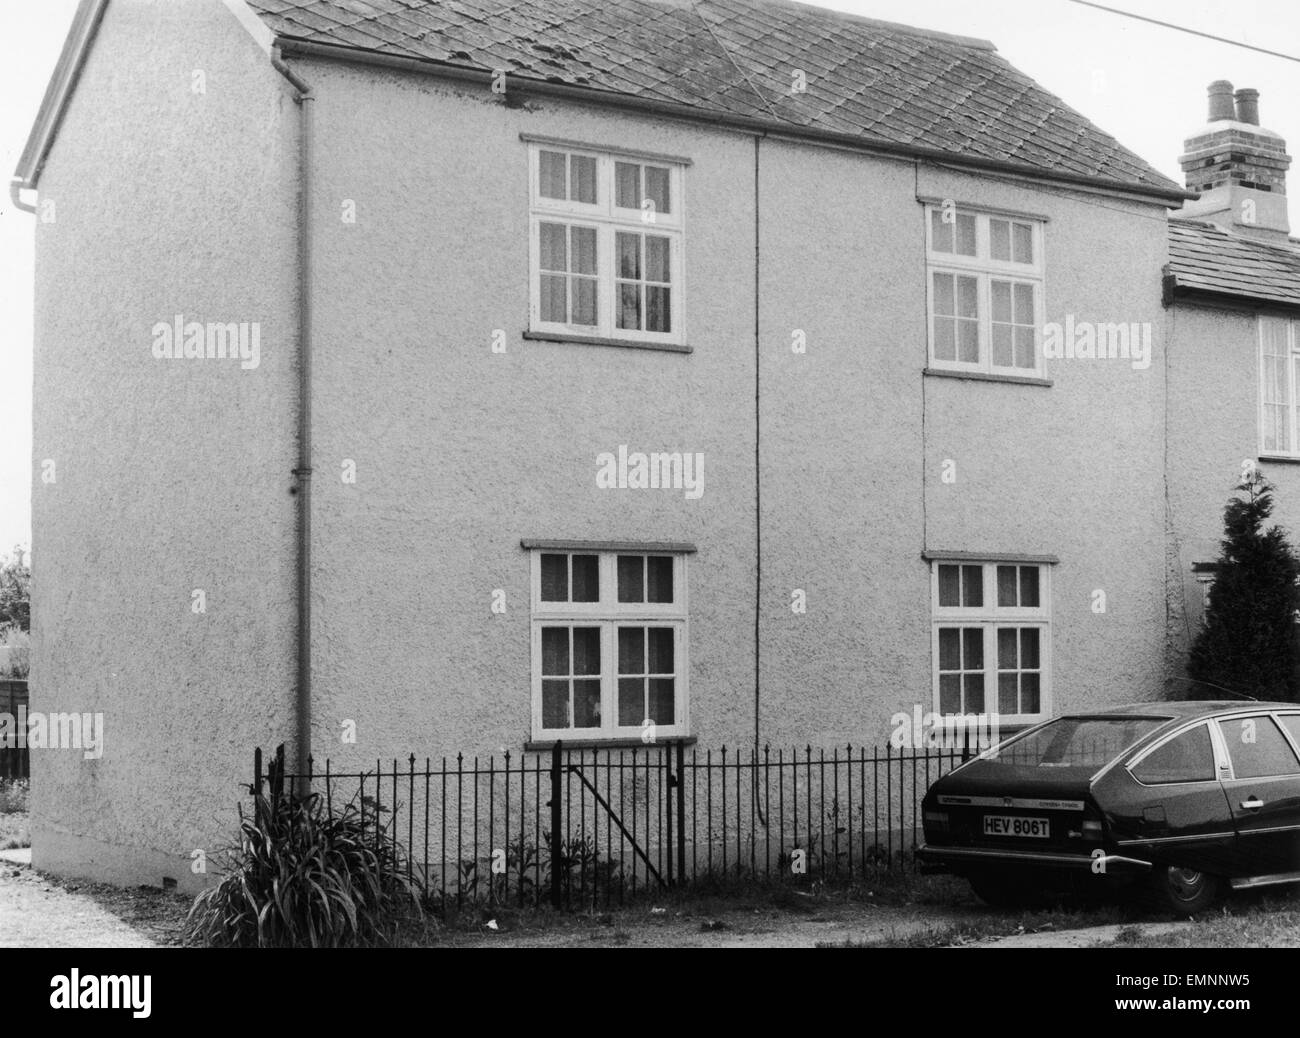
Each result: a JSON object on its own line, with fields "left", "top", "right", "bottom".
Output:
{"left": 253, "top": 747, "right": 264, "bottom": 827}
{"left": 664, "top": 747, "right": 673, "bottom": 886}
{"left": 550, "top": 740, "right": 563, "bottom": 909}
{"left": 676, "top": 740, "right": 686, "bottom": 883}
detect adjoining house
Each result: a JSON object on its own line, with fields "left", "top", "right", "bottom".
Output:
{"left": 11, "top": 0, "right": 1281, "bottom": 892}
{"left": 1164, "top": 81, "right": 1300, "bottom": 668}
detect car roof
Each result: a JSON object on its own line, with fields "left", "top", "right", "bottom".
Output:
{"left": 1060, "top": 700, "right": 1299, "bottom": 722}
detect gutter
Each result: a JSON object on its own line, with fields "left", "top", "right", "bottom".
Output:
{"left": 9, "top": 181, "right": 37, "bottom": 215}
{"left": 1161, "top": 274, "right": 1300, "bottom": 315}
{"left": 275, "top": 37, "right": 1194, "bottom": 206}
{"left": 270, "top": 44, "right": 315, "bottom": 795}
{"left": 12, "top": 0, "right": 109, "bottom": 192}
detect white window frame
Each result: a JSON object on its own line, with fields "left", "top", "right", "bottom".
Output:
{"left": 528, "top": 143, "right": 685, "bottom": 346}
{"left": 930, "top": 559, "right": 1052, "bottom": 726}
{"left": 1196, "top": 567, "right": 1300, "bottom": 625}
{"left": 925, "top": 206, "right": 1046, "bottom": 377}
{"left": 530, "top": 549, "right": 689, "bottom": 741}
{"left": 1196, "top": 572, "right": 1215, "bottom": 617}
{"left": 1258, "top": 316, "right": 1300, "bottom": 458}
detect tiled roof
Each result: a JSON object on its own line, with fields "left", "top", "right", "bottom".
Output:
{"left": 246, "top": 0, "right": 1184, "bottom": 198}
{"left": 1167, "top": 219, "right": 1300, "bottom": 309}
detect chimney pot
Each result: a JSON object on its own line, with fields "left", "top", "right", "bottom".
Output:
{"left": 1180, "top": 82, "right": 1291, "bottom": 238}
{"left": 1235, "top": 88, "right": 1261, "bottom": 126}
{"left": 1208, "top": 79, "right": 1235, "bottom": 121}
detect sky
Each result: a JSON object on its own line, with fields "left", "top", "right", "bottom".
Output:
{"left": 1, "top": 0, "right": 1299, "bottom": 560}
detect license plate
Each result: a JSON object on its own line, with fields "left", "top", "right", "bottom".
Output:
{"left": 983, "top": 814, "right": 1049, "bottom": 838}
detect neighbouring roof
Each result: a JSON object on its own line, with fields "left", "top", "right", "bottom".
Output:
{"left": 16, "top": 0, "right": 1188, "bottom": 201}
{"left": 1166, "top": 218, "right": 1300, "bottom": 310}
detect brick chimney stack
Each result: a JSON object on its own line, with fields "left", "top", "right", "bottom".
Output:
{"left": 1178, "top": 80, "right": 1291, "bottom": 241}
{"left": 1234, "top": 88, "right": 1260, "bottom": 126}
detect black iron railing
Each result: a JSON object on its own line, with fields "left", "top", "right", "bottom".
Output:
{"left": 251, "top": 737, "right": 976, "bottom": 911}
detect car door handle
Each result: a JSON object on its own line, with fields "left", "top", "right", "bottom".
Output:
{"left": 1241, "top": 797, "right": 1264, "bottom": 810}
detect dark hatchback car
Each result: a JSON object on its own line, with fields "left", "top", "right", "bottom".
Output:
{"left": 918, "top": 702, "right": 1300, "bottom": 912}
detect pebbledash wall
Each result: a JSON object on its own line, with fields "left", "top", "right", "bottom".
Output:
{"left": 304, "top": 56, "right": 1172, "bottom": 762}
{"left": 29, "top": 0, "right": 298, "bottom": 891}
{"left": 28, "top": 1, "right": 1173, "bottom": 891}
{"left": 1165, "top": 300, "right": 1300, "bottom": 673}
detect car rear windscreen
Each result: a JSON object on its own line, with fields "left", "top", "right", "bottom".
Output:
{"left": 981, "top": 717, "right": 1166, "bottom": 774}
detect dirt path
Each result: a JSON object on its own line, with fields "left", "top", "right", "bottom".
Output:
{"left": 436, "top": 897, "right": 990, "bottom": 948}
{"left": 8, "top": 854, "right": 1278, "bottom": 949}
{"left": 0, "top": 857, "right": 188, "bottom": 948}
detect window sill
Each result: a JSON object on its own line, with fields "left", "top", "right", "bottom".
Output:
{"left": 1259, "top": 453, "right": 1300, "bottom": 464}
{"left": 523, "top": 330, "right": 693, "bottom": 354}
{"left": 924, "top": 367, "right": 1052, "bottom": 387}
{"left": 938, "top": 722, "right": 1036, "bottom": 742}
{"left": 923, "top": 550, "right": 1060, "bottom": 564}
{"left": 522, "top": 538, "right": 697, "bottom": 553}
{"left": 992, "top": 722, "right": 1039, "bottom": 734}
{"left": 524, "top": 736, "right": 697, "bottom": 753}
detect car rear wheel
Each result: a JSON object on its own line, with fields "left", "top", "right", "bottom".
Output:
{"left": 1144, "top": 865, "right": 1218, "bottom": 915}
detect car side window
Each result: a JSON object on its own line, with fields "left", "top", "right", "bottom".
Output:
{"left": 1217, "top": 716, "right": 1300, "bottom": 779}
{"left": 1131, "top": 724, "right": 1216, "bottom": 784}
{"left": 1280, "top": 714, "right": 1300, "bottom": 750}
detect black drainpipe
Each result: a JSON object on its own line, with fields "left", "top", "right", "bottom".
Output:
{"left": 753, "top": 133, "right": 762, "bottom": 754}
{"left": 270, "top": 45, "right": 314, "bottom": 795}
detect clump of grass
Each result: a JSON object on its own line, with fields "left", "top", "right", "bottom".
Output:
{"left": 823, "top": 901, "right": 1127, "bottom": 948}
{"left": 0, "top": 829, "right": 29, "bottom": 851}
{"left": 186, "top": 785, "right": 423, "bottom": 948}
{"left": 1099, "top": 895, "right": 1300, "bottom": 948}
{"left": 0, "top": 627, "right": 29, "bottom": 679}
{"left": 0, "top": 779, "right": 30, "bottom": 850}
{"left": 1112, "top": 924, "right": 1147, "bottom": 945}
{"left": 0, "top": 778, "right": 28, "bottom": 814}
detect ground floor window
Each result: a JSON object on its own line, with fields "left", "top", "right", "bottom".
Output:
{"left": 529, "top": 545, "right": 689, "bottom": 740}
{"left": 930, "top": 557, "right": 1051, "bottom": 725}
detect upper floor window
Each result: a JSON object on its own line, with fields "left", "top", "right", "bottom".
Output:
{"left": 931, "top": 559, "right": 1051, "bottom": 725}
{"left": 530, "top": 548, "right": 689, "bottom": 741}
{"left": 1259, "top": 316, "right": 1300, "bottom": 457}
{"left": 925, "top": 206, "right": 1045, "bottom": 376}
{"left": 528, "top": 144, "right": 684, "bottom": 346}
